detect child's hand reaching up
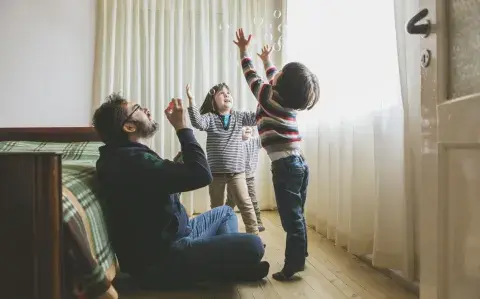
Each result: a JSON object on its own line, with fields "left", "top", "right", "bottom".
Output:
{"left": 257, "top": 45, "right": 273, "bottom": 63}
{"left": 233, "top": 28, "right": 252, "bottom": 52}
{"left": 186, "top": 84, "right": 194, "bottom": 106}
{"left": 186, "top": 84, "right": 194, "bottom": 99}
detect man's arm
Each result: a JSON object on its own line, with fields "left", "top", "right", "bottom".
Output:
{"left": 136, "top": 128, "right": 212, "bottom": 194}
{"left": 173, "top": 151, "right": 183, "bottom": 163}
{"left": 187, "top": 104, "right": 211, "bottom": 131}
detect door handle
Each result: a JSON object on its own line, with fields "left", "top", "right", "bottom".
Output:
{"left": 406, "top": 8, "right": 431, "bottom": 37}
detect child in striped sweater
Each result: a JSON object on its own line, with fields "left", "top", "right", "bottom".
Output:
{"left": 234, "top": 28, "right": 320, "bottom": 281}
{"left": 186, "top": 83, "right": 260, "bottom": 235}
{"left": 226, "top": 126, "right": 265, "bottom": 232}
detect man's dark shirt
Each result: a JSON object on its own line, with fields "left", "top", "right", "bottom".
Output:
{"left": 95, "top": 128, "right": 212, "bottom": 275}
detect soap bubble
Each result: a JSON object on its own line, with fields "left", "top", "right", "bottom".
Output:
{"left": 273, "top": 10, "right": 282, "bottom": 18}
{"left": 277, "top": 35, "right": 283, "bottom": 46}
{"left": 253, "top": 17, "right": 264, "bottom": 26}
{"left": 219, "top": 24, "right": 223, "bottom": 31}
{"left": 264, "top": 32, "right": 273, "bottom": 42}
{"left": 273, "top": 42, "right": 282, "bottom": 52}
{"left": 209, "top": 88, "right": 216, "bottom": 96}
{"left": 277, "top": 24, "right": 283, "bottom": 33}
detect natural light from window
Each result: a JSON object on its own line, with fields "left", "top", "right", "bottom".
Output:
{"left": 285, "top": 0, "right": 403, "bottom": 125}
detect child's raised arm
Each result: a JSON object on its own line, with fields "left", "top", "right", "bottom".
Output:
{"left": 185, "top": 84, "right": 211, "bottom": 131}
{"left": 257, "top": 45, "right": 279, "bottom": 84}
{"left": 234, "top": 28, "right": 274, "bottom": 106}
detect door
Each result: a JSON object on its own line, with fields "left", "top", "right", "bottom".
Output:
{"left": 409, "top": 0, "right": 480, "bottom": 298}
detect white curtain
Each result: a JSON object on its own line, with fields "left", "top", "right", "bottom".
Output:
{"left": 92, "top": 0, "right": 288, "bottom": 215}
{"left": 285, "top": 0, "right": 416, "bottom": 278}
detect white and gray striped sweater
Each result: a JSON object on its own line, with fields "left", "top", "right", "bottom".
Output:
{"left": 244, "top": 136, "right": 262, "bottom": 178}
{"left": 188, "top": 105, "right": 257, "bottom": 173}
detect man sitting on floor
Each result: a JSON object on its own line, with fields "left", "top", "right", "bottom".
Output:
{"left": 92, "top": 93, "right": 269, "bottom": 290}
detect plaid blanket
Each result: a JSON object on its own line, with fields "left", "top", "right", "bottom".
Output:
{"left": 0, "top": 141, "right": 119, "bottom": 299}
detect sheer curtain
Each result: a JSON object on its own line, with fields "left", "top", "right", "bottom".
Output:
{"left": 285, "top": 0, "right": 415, "bottom": 277}
{"left": 92, "top": 0, "right": 286, "bottom": 215}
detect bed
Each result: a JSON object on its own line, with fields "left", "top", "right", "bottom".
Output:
{"left": 0, "top": 127, "right": 119, "bottom": 299}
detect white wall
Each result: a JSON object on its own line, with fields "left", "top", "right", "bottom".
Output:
{"left": 0, "top": 0, "right": 96, "bottom": 127}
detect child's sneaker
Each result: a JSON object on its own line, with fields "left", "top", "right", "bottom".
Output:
{"left": 272, "top": 265, "right": 305, "bottom": 281}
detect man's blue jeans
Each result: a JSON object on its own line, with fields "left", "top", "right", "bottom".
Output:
{"left": 139, "top": 206, "right": 264, "bottom": 289}
{"left": 271, "top": 155, "right": 309, "bottom": 271}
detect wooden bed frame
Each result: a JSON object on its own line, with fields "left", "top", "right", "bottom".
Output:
{"left": 0, "top": 127, "right": 101, "bottom": 299}
{"left": 0, "top": 126, "right": 101, "bottom": 142}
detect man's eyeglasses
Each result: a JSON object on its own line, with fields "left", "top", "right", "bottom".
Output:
{"left": 121, "top": 104, "right": 141, "bottom": 128}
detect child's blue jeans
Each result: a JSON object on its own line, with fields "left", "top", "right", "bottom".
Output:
{"left": 271, "top": 154, "right": 309, "bottom": 271}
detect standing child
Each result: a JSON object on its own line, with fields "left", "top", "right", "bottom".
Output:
{"left": 233, "top": 28, "right": 320, "bottom": 280}
{"left": 226, "top": 126, "right": 265, "bottom": 232}
{"left": 186, "top": 83, "right": 260, "bottom": 235}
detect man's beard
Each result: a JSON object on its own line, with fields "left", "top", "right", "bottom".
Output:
{"left": 136, "top": 120, "right": 159, "bottom": 139}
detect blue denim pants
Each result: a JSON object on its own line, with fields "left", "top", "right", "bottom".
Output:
{"left": 271, "top": 155, "right": 309, "bottom": 271}
{"left": 138, "top": 206, "right": 264, "bottom": 289}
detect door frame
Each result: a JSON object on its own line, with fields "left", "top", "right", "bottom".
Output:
{"left": 418, "top": 0, "right": 448, "bottom": 298}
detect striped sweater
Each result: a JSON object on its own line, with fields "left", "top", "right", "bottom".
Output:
{"left": 240, "top": 51, "right": 302, "bottom": 154}
{"left": 188, "top": 105, "right": 256, "bottom": 173}
{"left": 244, "top": 136, "right": 262, "bottom": 178}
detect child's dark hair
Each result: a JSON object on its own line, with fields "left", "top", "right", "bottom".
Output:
{"left": 92, "top": 93, "right": 129, "bottom": 144}
{"left": 274, "top": 62, "right": 320, "bottom": 111}
{"left": 200, "top": 82, "right": 230, "bottom": 115}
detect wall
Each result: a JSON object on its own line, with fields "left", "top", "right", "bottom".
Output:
{"left": 0, "top": 0, "right": 96, "bottom": 127}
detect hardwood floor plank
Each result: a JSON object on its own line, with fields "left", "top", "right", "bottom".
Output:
{"left": 266, "top": 212, "right": 416, "bottom": 299}
{"left": 118, "top": 212, "right": 418, "bottom": 299}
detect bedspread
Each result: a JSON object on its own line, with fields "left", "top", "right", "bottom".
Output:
{"left": 0, "top": 141, "right": 119, "bottom": 299}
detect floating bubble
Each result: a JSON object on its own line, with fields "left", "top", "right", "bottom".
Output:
{"left": 264, "top": 32, "right": 273, "bottom": 42}
{"left": 269, "top": 23, "right": 273, "bottom": 29}
{"left": 253, "top": 17, "right": 264, "bottom": 26}
{"left": 277, "top": 24, "right": 283, "bottom": 33}
{"left": 219, "top": 24, "right": 223, "bottom": 31}
{"left": 209, "top": 88, "right": 216, "bottom": 96}
{"left": 273, "top": 10, "right": 282, "bottom": 18}
{"left": 272, "top": 42, "right": 282, "bottom": 52}
{"left": 277, "top": 35, "right": 283, "bottom": 47}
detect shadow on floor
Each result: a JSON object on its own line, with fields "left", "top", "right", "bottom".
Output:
{"left": 113, "top": 272, "right": 245, "bottom": 297}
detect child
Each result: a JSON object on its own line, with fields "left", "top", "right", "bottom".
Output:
{"left": 226, "top": 126, "right": 265, "bottom": 232}
{"left": 186, "top": 83, "right": 260, "bottom": 235}
{"left": 233, "top": 28, "right": 320, "bottom": 280}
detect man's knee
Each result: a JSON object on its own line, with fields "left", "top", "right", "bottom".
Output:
{"left": 214, "top": 205, "right": 235, "bottom": 215}
{"left": 234, "top": 234, "right": 264, "bottom": 262}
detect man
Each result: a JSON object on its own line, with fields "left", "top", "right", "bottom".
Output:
{"left": 92, "top": 93, "right": 269, "bottom": 290}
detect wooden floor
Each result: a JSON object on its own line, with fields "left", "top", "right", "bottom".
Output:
{"left": 121, "top": 212, "right": 418, "bottom": 299}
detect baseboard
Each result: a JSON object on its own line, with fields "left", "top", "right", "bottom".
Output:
{"left": 357, "top": 254, "right": 419, "bottom": 296}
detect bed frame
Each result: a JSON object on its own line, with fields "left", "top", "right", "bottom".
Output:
{"left": 0, "top": 127, "right": 100, "bottom": 299}
{"left": 0, "top": 126, "right": 101, "bottom": 142}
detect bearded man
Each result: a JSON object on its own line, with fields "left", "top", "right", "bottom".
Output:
{"left": 92, "top": 93, "right": 269, "bottom": 290}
